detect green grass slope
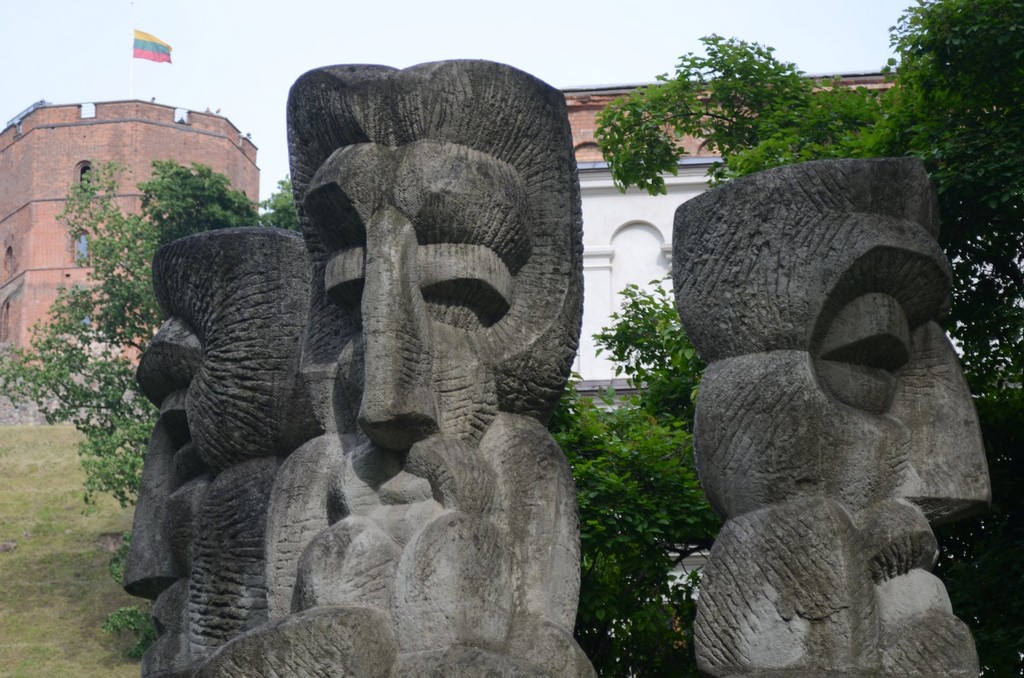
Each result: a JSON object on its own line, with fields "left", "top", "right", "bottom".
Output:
{"left": 0, "top": 425, "right": 141, "bottom": 678}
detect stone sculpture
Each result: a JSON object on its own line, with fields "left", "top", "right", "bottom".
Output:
{"left": 673, "top": 158, "right": 991, "bottom": 677}
{"left": 124, "top": 227, "right": 314, "bottom": 677}
{"left": 125, "top": 61, "right": 592, "bottom": 677}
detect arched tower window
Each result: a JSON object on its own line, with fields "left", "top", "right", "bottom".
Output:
{"left": 4, "top": 247, "right": 13, "bottom": 282}
{"left": 76, "top": 161, "right": 92, "bottom": 183}
{"left": 74, "top": 233, "right": 88, "bottom": 263}
{"left": 1, "top": 301, "right": 10, "bottom": 344}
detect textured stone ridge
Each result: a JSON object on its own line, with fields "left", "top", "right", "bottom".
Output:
{"left": 126, "top": 61, "right": 593, "bottom": 677}
{"left": 123, "top": 227, "right": 313, "bottom": 677}
{"left": 673, "top": 158, "right": 990, "bottom": 677}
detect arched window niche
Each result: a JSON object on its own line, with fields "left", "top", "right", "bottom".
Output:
{"left": 1, "top": 301, "right": 11, "bottom": 344}
{"left": 4, "top": 246, "right": 14, "bottom": 282}
{"left": 74, "top": 233, "right": 89, "bottom": 263}
{"left": 76, "top": 160, "right": 92, "bottom": 184}
{"left": 609, "top": 220, "right": 670, "bottom": 302}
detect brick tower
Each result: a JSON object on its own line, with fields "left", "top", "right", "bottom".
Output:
{"left": 0, "top": 100, "right": 259, "bottom": 349}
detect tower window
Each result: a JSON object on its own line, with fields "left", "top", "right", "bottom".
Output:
{"left": 75, "top": 233, "right": 88, "bottom": 262}
{"left": 1, "top": 301, "right": 10, "bottom": 344}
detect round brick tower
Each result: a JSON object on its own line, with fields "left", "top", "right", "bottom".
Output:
{"left": 0, "top": 100, "right": 259, "bottom": 348}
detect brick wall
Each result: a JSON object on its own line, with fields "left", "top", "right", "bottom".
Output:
{"left": 0, "top": 100, "right": 259, "bottom": 348}
{"left": 564, "top": 87, "right": 717, "bottom": 164}
{"left": 563, "top": 73, "right": 886, "bottom": 165}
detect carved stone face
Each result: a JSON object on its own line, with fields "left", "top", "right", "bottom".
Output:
{"left": 679, "top": 160, "right": 990, "bottom": 527}
{"left": 125, "top": 317, "right": 205, "bottom": 678}
{"left": 286, "top": 61, "right": 583, "bottom": 439}
{"left": 302, "top": 140, "right": 530, "bottom": 451}
{"left": 217, "top": 61, "right": 591, "bottom": 678}
{"left": 695, "top": 244, "right": 986, "bottom": 524}
{"left": 124, "top": 228, "right": 311, "bottom": 677}
{"left": 674, "top": 158, "right": 991, "bottom": 675}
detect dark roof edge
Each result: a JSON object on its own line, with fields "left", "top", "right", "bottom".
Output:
{"left": 561, "top": 71, "right": 885, "bottom": 94}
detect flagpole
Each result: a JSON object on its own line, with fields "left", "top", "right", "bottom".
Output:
{"left": 129, "top": 0, "right": 135, "bottom": 99}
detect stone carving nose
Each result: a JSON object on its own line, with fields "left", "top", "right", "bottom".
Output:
{"left": 356, "top": 207, "right": 439, "bottom": 450}
{"left": 123, "top": 427, "right": 181, "bottom": 599}
{"left": 889, "top": 321, "right": 990, "bottom": 524}
{"left": 123, "top": 397, "right": 196, "bottom": 599}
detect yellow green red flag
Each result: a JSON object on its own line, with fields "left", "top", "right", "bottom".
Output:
{"left": 133, "top": 30, "right": 172, "bottom": 64}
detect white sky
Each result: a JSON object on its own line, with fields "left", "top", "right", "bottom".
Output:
{"left": 3, "top": 0, "right": 912, "bottom": 202}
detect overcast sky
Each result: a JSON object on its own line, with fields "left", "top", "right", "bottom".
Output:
{"left": 5, "top": 0, "right": 913, "bottom": 201}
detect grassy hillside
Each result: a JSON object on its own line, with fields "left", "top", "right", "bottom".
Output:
{"left": 0, "top": 425, "right": 141, "bottom": 678}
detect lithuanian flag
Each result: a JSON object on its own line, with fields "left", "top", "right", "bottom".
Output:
{"left": 133, "top": 30, "right": 172, "bottom": 63}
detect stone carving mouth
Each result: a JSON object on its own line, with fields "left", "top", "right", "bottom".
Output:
{"left": 867, "top": 526, "right": 939, "bottom": 583}
{"left": 150, "top": 578, "right": 186, "bottom": 638}
{"left": 860, "top": 499, "right": 939, "bottom": 584}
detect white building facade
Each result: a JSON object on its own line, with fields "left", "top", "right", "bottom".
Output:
{"left": 574, "top": 159, "right": 714, "bottom": 384}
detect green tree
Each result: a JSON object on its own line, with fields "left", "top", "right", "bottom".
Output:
{"left": 880, "top": 0, "right": 1024, "bottom": 393}
{"left": 593, "top": 2, "right": 1024, "bottom": 672}
{"left": 552, "top": 284, "right": 718, "bottom": 677}
{"left": 879, "top": 3, "right": 1024, "bottom": 674}
{"left": 0, "top": 160, "right": 259, "bottom": 507}
{"left": 143, "top": 160, "right": 257, "bottom": 244}
{"left": 259, "top": 177, "right": 300, "bottom": 231}
{"left": 103, "top": 532, "right": 156, "bottom": 657}
{"left": 595, "top": 34, "right": 886, "bottom": 194}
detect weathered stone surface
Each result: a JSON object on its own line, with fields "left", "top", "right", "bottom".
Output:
{"left": 129, "top": 61, "right": 592, "bottom": 677}
{"left": 287, "top": 60, "right": 583, "bottom": 426}
{"left": 187, "top": 457, "right": 279, "bottom": 663}
{"left": 264, "top": 435, "right": 346, "bottom": 618}
{"left": 389, "top": 645, "right": 551, "bottom": 678}
{"left": 673, "top": 158, "right": 990, "bottom": 676}
{"left": 195, "top": 606, "right": 397, "bottom": 678}
{"left": 124, "top": 228, "right": 312, "bottom": 677}
{"left": 227, "top": 58, "right": 590, "bottom": 677}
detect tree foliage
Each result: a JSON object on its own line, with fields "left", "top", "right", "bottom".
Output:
{"left": 0, "top": 161, "right": 259, "bottom": 506}
{"left": 103, "top": 531, "right": 156, "bottom": 658}
{"left": 880, "top": 3, "right": 1024, "bottom": 673}
{"left": 142, "top": 160, "right": 257, "bottom": 244}
{"left": 552, "top": 284, "right": 718, "bottom": 677}
{"left": 595, "top": 35, "right": 886, "bottom": 194}
{"left": 593, "top": 2, "right": 1024, "bottom": 673}
{"left": 935, "top": 390, "right": 1024, "bottom": 676}
{"left": 259, "top": 177, "right": 300, "bottom": 231}
{"left": 880, "top": 0, "right": 1024, "bottom": 394}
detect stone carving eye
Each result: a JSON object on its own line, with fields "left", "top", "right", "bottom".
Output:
{"left": 325, "top": 243, "right": 513, "bottom": 331}
{"left": 418, "top": 244, "right": 512, "bottom": 330}
{"left": 325, "top": 246, "right": 365, "bottom": 309}
{"left": 137, "top": 317, "right": 203, "bottom": 406}
{"left": 818, "top": 293, "right": 910, "bottom": 371}
{"left": 814, "top": 293, "right": 911, "bottom": 414}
